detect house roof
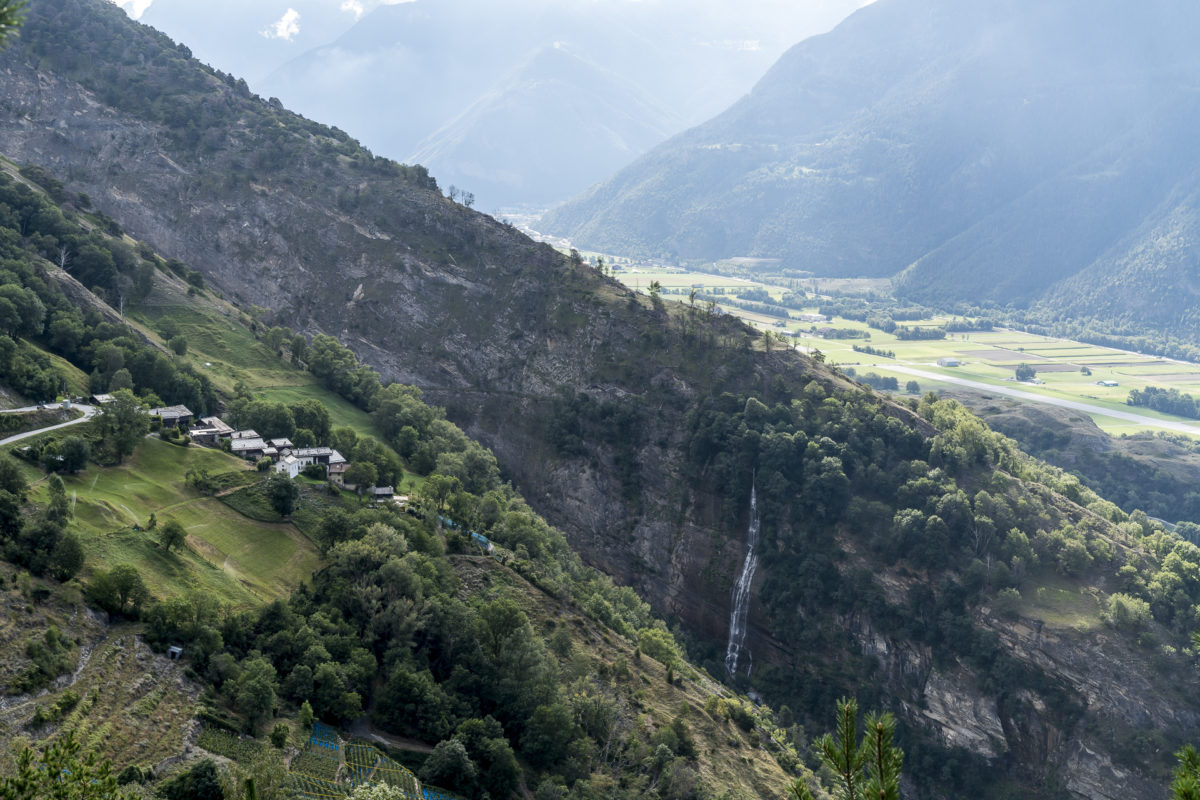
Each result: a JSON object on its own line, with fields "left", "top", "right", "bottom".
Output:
{"left": 231, "top": 437, "right": 266, "bottom": 452}
{"left": 291, "top": 447, "right": 333, "bottom": 457}
{"left": 328, "top": 462, "right": 349, "bottom": 473}
{"left": 369, "top": 485, "right": 394, "bottom": 495}
{"left": 190, "top": 427, "right": 223, "bottom": 437}
{"left": 198, "top": 416, "right": 234, "bottom": 434}
{"left": 290, "top": 447, "right": 346, "bottom": 464}
{"left": 269, "top": 438, "right": 293, "bottom": 448}
{"left": 149, "top": 405, "right": 193, "bottom": 418}
{"left": 231, "top": 430, "right": 260, "bottom": 440}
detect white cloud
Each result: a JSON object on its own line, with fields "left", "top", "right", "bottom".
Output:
{"left": 261, "top": 8, "right": 301, "bottom": 41}
{"left": 340, "top": 0, "right": 364, "bottom": 17}
{"left": 110, "top": 0, "right": 155, "bottom": 19}
{"left": 379, "top": 0, "right": 418, "bottom": 5}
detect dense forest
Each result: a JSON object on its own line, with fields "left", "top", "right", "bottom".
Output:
{"left": 0, "top": 166, "right": 217, "bottom": 412}
{"left": 678, "top": 381, "right": 1200, "bottom": 795}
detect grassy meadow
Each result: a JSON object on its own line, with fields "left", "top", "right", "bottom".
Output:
{"left": 19, "top": 437, "right": 319, "bottom": 607}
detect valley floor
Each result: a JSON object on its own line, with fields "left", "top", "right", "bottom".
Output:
{"left": 878, "top": 364, "right": 1200, "bottom": 436}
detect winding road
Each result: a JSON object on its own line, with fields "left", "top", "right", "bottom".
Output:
{"left": 882, "top": 364, "right": 1200, "bottom": 436}
{"left": 0, "top": 401, "right": 98, "bottom": 446}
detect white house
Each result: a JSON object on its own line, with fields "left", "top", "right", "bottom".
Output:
{"left": 274, "top": 453, "right": 302, "bottom": 478}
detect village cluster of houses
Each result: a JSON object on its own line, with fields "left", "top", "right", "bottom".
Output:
{"left": 91, "top": 395, "right": 400, "bottom": 504}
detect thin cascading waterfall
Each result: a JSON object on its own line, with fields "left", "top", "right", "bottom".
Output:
{"left": 724, "top": 481, "right": 761, "bottom": 678}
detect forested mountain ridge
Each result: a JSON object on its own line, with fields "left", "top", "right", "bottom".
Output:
{"left": 0, "top": 165, "right": 802, "bottom": 799}
{"left": 540, "top": 0, "right": 1200, "bottom": 342}
{"left": 5, "top": 1, "right": 1200, "bottom": 797}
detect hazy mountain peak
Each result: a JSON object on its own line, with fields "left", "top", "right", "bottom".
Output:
{"left": 541, "top": 0, "right": 1200, "bottom": 328}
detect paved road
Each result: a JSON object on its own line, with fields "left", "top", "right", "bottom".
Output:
{"left": 882, "top": 364, "right": 1200, "bottom": 436}
{"left": 0, "top": 402, "right": 98, "bottom": 446}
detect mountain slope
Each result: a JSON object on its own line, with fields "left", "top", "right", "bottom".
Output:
{"left": 409, "top": 45, "right": 683, "bottom": 209}
{"left": 8, "top": 2, "right": 1200, "bottom": 797}
{"left": 0, "top": 165, "right": 802, "bottom": 798}
{"left": 540, "top": 0, "right": 1200, "bottom": 320}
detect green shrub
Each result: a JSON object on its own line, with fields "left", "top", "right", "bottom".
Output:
{"left": 1106, "top": 593, "right": 1152, "bottom": 631}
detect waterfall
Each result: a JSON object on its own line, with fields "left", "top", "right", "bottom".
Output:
{"left": 725, "top": 482, "right": 761, "bottom": 678}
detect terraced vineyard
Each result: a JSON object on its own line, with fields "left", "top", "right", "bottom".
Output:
{"left": 283, "top": 723, "right": 454, "bottom": 800}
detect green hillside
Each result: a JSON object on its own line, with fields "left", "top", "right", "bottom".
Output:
{"left": 0, "top": 145, "right": 803, "bottom": 800}
{"left": 6, "top": 2, "right": 1200, "bottom": 797}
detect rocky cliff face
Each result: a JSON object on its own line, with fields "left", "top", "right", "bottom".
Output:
{"left": 2, "top": 3, "right": 1198, "bottom": 797}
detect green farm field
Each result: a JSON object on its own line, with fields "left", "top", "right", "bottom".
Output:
{"left": 18, "top": 427, "right": 320, "bottom": 607}
{"left": 616, "top": 269, "right": 1200, "bottom": 437}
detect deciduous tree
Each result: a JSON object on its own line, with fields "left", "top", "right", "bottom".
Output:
{"left": 266, "top": 473, "right": 299, "bottom": 517}
{"left": 160, "top": 518, "right": 187, "bottom": 552}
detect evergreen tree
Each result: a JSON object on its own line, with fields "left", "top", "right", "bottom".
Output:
{"left": 46, "top": 473, "right": 70, "bottom": 522}
{"left": 0, "top": 730, "right": 128, "bottom": 800}
{"left": 1174, "top": 745, "right": 1200, "bottom": 800}
{"left": 792, "top": 697, "right": 903, "bottom": 800}
{"left": 0, "top": 1, "right": 22, "bottom": 49}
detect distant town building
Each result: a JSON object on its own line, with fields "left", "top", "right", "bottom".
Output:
{"left": 287, "top": 447, "right": 346, "bottom": 467}
{"left": 1097, "top": 380, "right": 1119, "bottom": 387}
{"left": 368, "top": 485, "right": 394, "bottom": 503}
{"left": 936, "top": 357, "right": 961, "bottom": 367}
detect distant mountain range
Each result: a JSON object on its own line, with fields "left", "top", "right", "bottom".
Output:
{"left": 132, "top": 0, "right": 863, "bottom": 209}
{"left": 542, "top": 0, "right": 1200, "bottom": 335}
{"left": 408, "top": 45, "right": 683, "bottom": 208}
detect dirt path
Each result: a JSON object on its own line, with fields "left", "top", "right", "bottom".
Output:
{"left": 346, "top": 718, "right": 434, "bottom": 753}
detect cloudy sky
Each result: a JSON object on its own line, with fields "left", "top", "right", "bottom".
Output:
{"left": 106, "top": 0, "right": 873, "bottom": 208}
{"left": 110, "top": 0, "right": 871, "bottom": 84}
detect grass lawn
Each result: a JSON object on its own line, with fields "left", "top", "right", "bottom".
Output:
{"left": 130, "top": 292, "right": 404, "bottom": 449}
{"left": 258, "top": 382, "right": 381, "bottom": 438}
{"left": 1013, "top": 575, "right": 1104, "bottom": 633}
{"left": 29, "top": 438, "right": 319, "bottom": 607}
